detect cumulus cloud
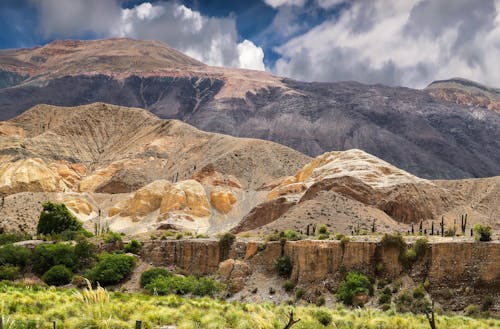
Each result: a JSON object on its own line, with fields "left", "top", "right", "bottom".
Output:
{"left": 264, "top": 0, "right": 307, "bottom": 8}
{"left": 274, "top": 0, "right": 500, "bottom": 88}
{"left": 31, "top": 0, "right": 265, "bottom": 70}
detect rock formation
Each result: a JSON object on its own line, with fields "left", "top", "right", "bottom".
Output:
{"left": 1, "top": 39, "right": 499, "bottom": 179}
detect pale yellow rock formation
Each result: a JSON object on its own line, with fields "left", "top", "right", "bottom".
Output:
{"left": 210, "top": 189, "right": 237, "bottom": 214}
{"left": 64, "top": 197, "right": 93, "bottom": 215}
{"left": 160, "top": 180, "right": 210, "bottom": 217}
{"left": 0, "top": 158, "right": 67, "bottom": 194}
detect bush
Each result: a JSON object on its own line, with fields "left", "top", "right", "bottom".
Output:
{"left": 103, "top": 232, "right": 123, "bottom": 243}
{"left": 378, "top": 292, "right": 391, "bottom": 304}
{"left": 37, "top": 202, "right": 87, "bottom": 236}
{"left": 317, "top": 233, "right": 329, "bottom": 240}
{"left": 295, "top": 288, "right": 305, "bottom": 300}
{"left": 473, "top": 224, "right": 492, "bottom": 242}
{"left": 0, "top": 233, "right": 31, "bottom": 246}
{"left": 283, "top": 230, "right": 301, "bottom": 241}
{"left": 32, "top": 243, "right": 77, "bottom": 274}
{"left": 313, "top": 309, "right": 332, "bottom": 326}
{"left": 336, "top": 271, "right": 372, "bottom": 305}
{"left": 0, "top": 244, "right": 31, "bottom": 268}
{"left": 85, "top": 253, "right": 136, "bottom": 286}
{"left": 219, "top": 232, "right": 235, "bottom": 247}
{"left": 144, "top": 275, "right": 223, "bottom": 297}
{"left": 274, "top": 256, "right": 292, "bottom": 277}
{"left": 75, "top": 239, "right": 97, "bottom": 269}
{"left": 283, "top": 280, "right": 296, "bottom": 292}
{"left": 318, "top": 225, "right": 329, "bottom": 235}
{"left": 0, "top": 265, "right": 20, "bottom": 280}
{"left": 482, "top": 296, "right": 493, "bottom": 311}
{"left": 412, "top": 285, "right": 426, "bottom": 299}
{"left": 380, "top": 234, "right": 406, "bottom": 252}
{"left": 124, "top": 240, "right": 142, "bottom": 254}
{"left": 266, "top": 233, "right": 281, "bottom": 241}
{"left": 140, "top": 268, "right": 171, "bottom": 287}
{"left": 413, "top": 238, "right": 428, "bottom": 258}
{"left": 42, "top": 265, "right": 73, "bottom": 286}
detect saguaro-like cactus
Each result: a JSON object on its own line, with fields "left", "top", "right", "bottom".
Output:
{"left": 461, "top": 213, "right": 467, "bottom": 234}
{"left": 440, "top": 216, "right": 444, "bottom": 237}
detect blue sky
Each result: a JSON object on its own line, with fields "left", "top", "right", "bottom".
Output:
{"left": 1, "top": 0, "right": 499, "bottom": 88}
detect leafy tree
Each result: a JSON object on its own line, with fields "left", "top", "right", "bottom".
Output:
{"left": 274, "top": 256, "right": 293, "bottom": 277}
{"left": 336, "top": 271, "right": 372, "bottom": 305}
{"left": 37, "top": 202, "right": 86, "bottom": 236}
{"left": 32, "top": 243, "right": 77, "bottom": 274}
{"left": 75, "top": 239, "right": 97, "bottom": 269}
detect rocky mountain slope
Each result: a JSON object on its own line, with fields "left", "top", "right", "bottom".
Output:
{"left": 0, "top": 104, "right": 497, "bottom": 237}
{"left": 426, "top": 78, "right": 500, "bottom": 113}
{"left": 1, "top": 39, "right": 499, "bottom": 179}
{"left": 0, "top": 103, "right": 309, "bottom": 234}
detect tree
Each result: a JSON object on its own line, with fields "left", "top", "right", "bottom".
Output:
{"left": 37, "top": 202, "right": 86, "bottom": 236}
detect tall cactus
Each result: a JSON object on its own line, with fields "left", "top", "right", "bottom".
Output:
{"left": 440, "top": 216, "right": 444, "bottom": 237}
{"left": 431, "top": 221, "right": 434, "bottom": 235}
{"left": 461, "top": 213, "right": 467, "bottom": 234}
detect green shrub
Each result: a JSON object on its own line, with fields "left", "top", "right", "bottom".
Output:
{"left": 266, "top": 233, "right": 281, "bottom": 241}
{"left": 317, "top": 233, "right": 329, "bottom": 240}
{"left": 283, "top": 230, "right": 301, "bottom": 241}
{"left": 412, "top": 285, "right": 426, "bottom": 299}
{"left": 413, "top": 238, "right": 428, "bottom": 258}
{"left": 219, "top": 232, "right": 235, "bottom": 247}
{"left": 465, "top": 304, "right": 480, "bottom": 316}
{"left": 336, "top": 271, "right": 372, "bottom": 305}
{"left": 32, "top": 243, "right": 76, "bottom": 274}
{"left": 103, "top": 232, "right": 123, "bottom": 243}
{"left": 37, "top": 202, "right": 87, "bottom": 236}
{"left": 0, "top": 244, "right": 31, "bottom": 268}
{"left": 313, "top": 309, "right": 332, "bottom": 326}
{"left": 0, "top": 233, "right": 31, "bottom": 246}
{"left": 318, "top": 225, "right": 329, "bottom": 235}
{"left": 378, "top": 292, "right": 391, "bottom": 304}
{"left": 74, "top": 239, "right": 97, "bottom": 269}
{"left": 140, "top": 268, "right": 171, "bottom": 287}
{"left": 380, "top": 234, "right": 406, "bottom": 252}
{"left": 401, "top": 248, "right": 417, "bottom": 268}
{"left": 283, "top": 280, "right": 296, "bottom": 292}
{"left": 85, "top": 253, "right": 136, "bottom": 286}
{"left": 42, "top": 265, "right": 73, "bottom": 286}
{"left": 124, "top": 240, "right": 142, "bottom": 254}
{"left": 335, "top": 233, "right": 345, "bottom": 240}
{"left": 274, "top": 256, "right": 292, "bottom": 277}
{"left": 315, "top": 295, "right": 326, "bottom": 306}
{"left": 295, "top": 288, "right": 305, "bottom": 300}
{"left": 482, "top": 296, "right": 493, "bottom": 311}
{"left": 0, "top": 265, "right": 20, "bottom": 280}
{"left": 144, "top": 275, "right": 223, "bottom": 297}
{"left": 473, "top": 224, "right": 492, "bottom": 242}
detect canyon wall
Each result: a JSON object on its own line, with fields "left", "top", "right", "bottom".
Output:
{"left": 140, "top": 239, "right": 500, "bottom": 310}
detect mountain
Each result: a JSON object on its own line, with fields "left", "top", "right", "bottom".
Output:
{"left": 1, "top": 38, "right": 499, "bottom": 179}
{"left": 0, "top": 104, "right": 497, "bottom": 236}
{"left": 426, "top": 78, "right": 500, "bottom": 113}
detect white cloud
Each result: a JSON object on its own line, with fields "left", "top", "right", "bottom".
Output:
{"left": 274, "top": 0, "right": 500, "bottom": 88}
{"left": 32, "top": 0, "right": 265, "bottom": 71}
{"left": 237, "top": 40, "right": 266, "bottom": 70}
{"left": 264, "top": 0, "right": 307, "bottom": 8}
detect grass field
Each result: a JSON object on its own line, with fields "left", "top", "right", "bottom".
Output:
{"left": 0, "top": 282, "right": 498, "bottom": 329}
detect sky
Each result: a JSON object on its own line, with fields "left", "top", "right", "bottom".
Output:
{"left": 1, "top": 0, "right": 499, "bottom": 88}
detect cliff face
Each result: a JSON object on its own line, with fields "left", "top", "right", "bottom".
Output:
{"left": 140, "top": 239, "right": 500, "bottom": 310}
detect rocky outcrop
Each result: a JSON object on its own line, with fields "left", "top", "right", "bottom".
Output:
{"left": 139, "top": 238, "right": 500, "bottom": 310}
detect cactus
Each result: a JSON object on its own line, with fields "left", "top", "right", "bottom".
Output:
{"left": 440, "top": 216, "right": 444, "bottom": 237}
{"left": 306, "top": 224, "right": 310, "bottom": 236}
{"left": 419, "top": 220, "right": 423, "bottom": 234}
{"left": 431, "top": 221, "right": 434, "bottom": 235}
{"left": 461, "top": 213, "right": 467, "bottom": 234}
{"left": 411, "top": 223, "right": 414, "bottom": 235}
{"left": 371, "top": 218, "right": 376, "bottom": 233}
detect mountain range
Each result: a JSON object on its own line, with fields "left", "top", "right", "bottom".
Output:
{"left": 1, "top": 38, "right": 499, "bottom": 180}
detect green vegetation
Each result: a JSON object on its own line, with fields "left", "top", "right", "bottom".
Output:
{"left": 37, "top": 202, "right": 90, "bottom": 238}
{"left": 0, "top": 282, "right": 497, "bottom": 329}
{"left": 0, "top": 233, "right": 31, "bottom": 246}
{"left": 473, "top": 224, "right": 492, "bottom": 242}
{"left": 42, "top": 265, "right": 73, "bottom": 286}
{"left": 32, "top": 243, "right": 77, "bottom": 274}
{"left": 336, "top": 271, "right": 372, "bottom": 305}
{"left": 85, "top": 253, "right": 136, "bottom": 286}
{"left": 0, "top": 265, "right": 20, "bottom": 280}
{"left": 283, "top": 230, "right": 302, "bottom": 241}
{"left": 124, "top": 240, "right": 142, "bottom": 254}
{"left": 283, "top": 280, "right": 296, "bottom": 292}
{"left": 74, "top": 239, "right": 97, "bottom": 269}
{"left": 103, "top": 232, "right": 123, "bottom": 243}
{"left": 144, "top": 275, "right": 224, "bottom": 297}
{"left": 0, "top": 244, "right": 30, "bottom": 268}
{"left": 274, "top": 255, "right": 293, "bottom": 277}
{"left": 140, "top": 267, "right": 171, "bottom": 287}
